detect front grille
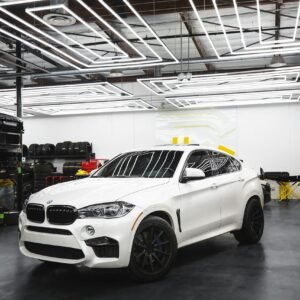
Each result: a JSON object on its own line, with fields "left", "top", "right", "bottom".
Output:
{"left": 27, "top": 226, "right": 72, "bottom": 235}
{"left": 24, "top": 242, "right": 84, "bottom": 260}
{"left": 26, "top": 204, "right": 45, "bottom": 223}
{"left": 47, "top": 205, "right": 78, "bottom": 225}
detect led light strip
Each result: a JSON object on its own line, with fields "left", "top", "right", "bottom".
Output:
{"left": 189, "top": 0, "right": 220, "bottom": 58}
{"left": 76, "top": 0, "right": 146, "bottom": 62}
{"left": 0, "top": 26, "right": 81, "bottom": 70}
{"left": 2, "top": 5, "right": 121, "bottom": 65}
{"left": 27, "top": 4, "right": 129, "bottom": 62}
{"left": 0, "top": 0, "right": 178, "bottom": 71}
{"left": 166, "top": 92, "right": 300, "bottom": 109}
{"left": 138, "top": 68, "right": 300, "bottom": 96}
{"left": 229, "top": 1, "right": 300, "bottom": 54}
{"left": 0, "top": 82, "right": 132, "bottom": 105}
{"left": 236, "top": 0, "right": 300, "bottom": 51}
{"left": 166, "top": 98, "right": 299, "bottom": 109}
{"left": 0, "top": 107, "right": 33, "bottom": 117}
{"left": 0, "top": 0, "right": 44, "bottom": 6}
{"left": 149, "top": 75, "right": 292, "bottom": 95}
{"left": 257, "top": 0, "right": 300, "bottom": 45}
{"left": 190, "top": 0, "right": 300, "bottom": 59}
{"left": 0, "top": 17, "right": 84, "bottom": 69}
{"left": 26, "top": 5, "right": 159, "bottom": 68}
{"left": 24, "top": 99, "right": 157, "bottom": 116}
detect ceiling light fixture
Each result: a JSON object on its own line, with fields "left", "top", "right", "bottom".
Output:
{"left": 138, "top": 68, "right": 300, "bottom": 96}
{"left": 0, "top": 82, "right": 132, "bottom": 106}
{"left": 269, "top": 54, "right": 287, "bottom": 68}
{"left": 24, "top": 100, "right": 157, "bottom": 116}
{"left": 189, "top": 0, "right": 300, "bottom": 60}
{"left": 166, "top": 91, "right": 299, "bottom": 109}
{"left": 108, "top": 69, "right": 124, "bottom": 78}
{"left": 0, "top": 0, "right": 178, "bottom": 72}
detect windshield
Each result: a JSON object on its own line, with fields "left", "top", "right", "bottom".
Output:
{"left": 93, "top": 150, "right": 183, "bottom": 178}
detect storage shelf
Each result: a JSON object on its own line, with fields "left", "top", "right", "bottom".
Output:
{"left": 0, "top": 146, "right": 22, "bottom": 154}
{"left": 28, "top": 153, "right": 91, "bottom": 160}
{"left": 0, "top": 131, "right": 21, "bottom": 136}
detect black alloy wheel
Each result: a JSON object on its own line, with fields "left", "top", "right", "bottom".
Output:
{"left": 234, "top": 198, "right": 264, "bottom": 244}
{"left": 249, "top": 204, "right": 264, "bottom": 236}
{"left": 128, "top": 216, "right": 177, "bottom": 282}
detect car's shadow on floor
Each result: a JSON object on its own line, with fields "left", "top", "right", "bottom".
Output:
{"left": 16, "top": 235, "right": 266, "bottom": 300}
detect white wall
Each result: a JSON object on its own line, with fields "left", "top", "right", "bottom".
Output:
{"left": 23, "top": 111, "right": 156, "bottom": 160}
{"left": 23, "top": 103, "right": 300, "bottom": 174}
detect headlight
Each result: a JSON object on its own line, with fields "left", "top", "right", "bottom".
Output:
{"left": 78, "top": 201, "right": 135, "bottom": 219}
{"left": 22, "top": 199, "right": 29, "bottom": 213}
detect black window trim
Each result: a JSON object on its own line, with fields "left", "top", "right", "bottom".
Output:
{"left": 179, "top": 149, "right": 215, "bottom": 183}
{"left": 179, "top": 149, "right": 242, "bottom": 183}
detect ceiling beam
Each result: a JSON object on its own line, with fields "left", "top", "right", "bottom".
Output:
{"left": 275, "top": 1, "right": 282, "bottom": 41}
{"left": 180, "top": 12, "right": 214, "bottom": 71}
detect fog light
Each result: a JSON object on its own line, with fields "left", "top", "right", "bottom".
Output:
{"left": 86, "top": 225, "right": 95, "bottom": 236}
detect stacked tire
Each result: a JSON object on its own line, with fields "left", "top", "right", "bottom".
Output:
{"left": 29, "top": 143, "right": 55, "bottom": 157}
{"left": 55, "top": 141, "right": 92, "bottom": 156}
{"left": 33, "top": 163, "right": 55, "bottom": 192}
{"left": 28, "top": 144, "right": 39, "bottom": 157}
{"left": 55, "top": 141, "right": 72, "bottom": 155}
{"left": 41, "top": 144, "right": 55, "bottom": 156}
{"left": 29, "top": 141, "right": 92, "bottom": 157}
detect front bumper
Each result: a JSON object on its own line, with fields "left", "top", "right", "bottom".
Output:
{"left": 19, "top": 208, "right": 143, "bottom": 268}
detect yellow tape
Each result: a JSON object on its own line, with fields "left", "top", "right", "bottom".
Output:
{"left": 183, "top": 136, "right": 190, "bottom": 144}
{"left": 218, "top": 145, "right": 235, "bottom": 156}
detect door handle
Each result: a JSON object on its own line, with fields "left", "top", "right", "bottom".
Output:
{"left": 211, "top": 183, "right": 218, "bottom": 190}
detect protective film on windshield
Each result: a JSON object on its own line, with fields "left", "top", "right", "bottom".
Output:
{"left": 94, "top": 151, "right": 183, "bottom": 178}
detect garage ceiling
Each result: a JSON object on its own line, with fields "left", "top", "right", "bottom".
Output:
{"left": 0, "top": 0, "right": 300, "bottom": 116}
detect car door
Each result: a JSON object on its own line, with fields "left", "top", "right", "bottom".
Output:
{"left": 211, "top": 152, "right": 243, "bottom": 228}
{"left": 178, "top": 150, "right": 221, "bottom": 241}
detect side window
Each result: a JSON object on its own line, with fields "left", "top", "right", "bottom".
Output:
{"left": 230, "top": 157, "right": 242, "bottom": 172}
{"left": 186, "top": 151, "right": 216, "bottom": 177}
{"left": 211, "top": 152, "right": 241, "bottom": 174}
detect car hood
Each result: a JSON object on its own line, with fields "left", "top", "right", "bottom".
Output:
{"left": 30, "top": 178, "right": 170, "bottom": 208}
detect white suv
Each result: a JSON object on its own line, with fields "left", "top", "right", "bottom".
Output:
{"left": 19, "top": 146, "right": 264, "bottom": 282}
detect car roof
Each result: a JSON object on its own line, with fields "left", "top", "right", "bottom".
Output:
{"left": 130, "top": 145, "right": 234, "bottom": 156}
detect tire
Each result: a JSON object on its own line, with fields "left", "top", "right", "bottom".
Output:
{"left": 55, "top": 143, "right": 64, "bottom": 155}
{"left": 28, "top": 144, "right": 39, "bottom": 156}
{"left": 61, "top": 141, "right": 72, "bottom": 155}
{"left": 36, "top": 145, "right": 43, "bottom": 156}
{"left": 128, "top": 216, "right": 177, "bottom": 282}
{"left": 72, "top": 142, "right": 80, "bottom": 154}
{"left": 68, "top": 142, "right": 74, "bottom": 154}
{"left": 234, "top": 198, "right": 264, "bottom": 245}
{"left": 41, "top": 143, "right": 55, "bottom": 156}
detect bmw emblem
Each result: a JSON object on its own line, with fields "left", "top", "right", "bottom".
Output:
{"left": 46, "top": 200, "right": 53, "bottom": 205}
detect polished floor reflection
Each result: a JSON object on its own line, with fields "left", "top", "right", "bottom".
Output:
{"left": 0, "top": 200, "right": 299, "bottom": 300}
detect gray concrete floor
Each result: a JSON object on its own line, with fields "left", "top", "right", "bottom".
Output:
{"left": 0, "top": 200, "right": 299, "bottom": 300}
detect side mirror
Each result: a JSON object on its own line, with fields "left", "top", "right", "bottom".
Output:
{"left": 180, "top": 168, "right": 206, "bottom": 183}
